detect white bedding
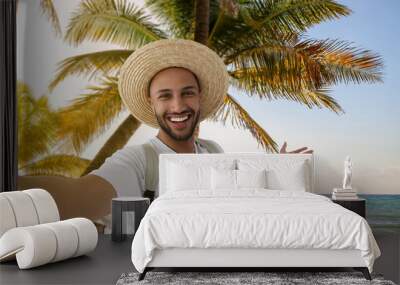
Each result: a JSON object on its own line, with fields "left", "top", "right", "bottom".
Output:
{"left": 131, "top": 190, "right": 380, "bottom": 273}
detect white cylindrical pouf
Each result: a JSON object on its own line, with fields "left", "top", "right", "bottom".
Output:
{"left": 24, "top": 189, "right": 60, "bottom": 223}
{"left": 42, "top": 221, "right": 79, "bottom": 262}
{"left": 0, "top": 192, "right": 39, "bottom": 227}
{"left": 0, "top": 196, "right": 17, "bottom": 237}
{"left": 0, "top": 218, "right": 98, "bottom": 269}
{"left": 65, "top": 218, "right": 98, "bottom": 257}
{"left": 0, "top": 226, "right": 57, "bottom": 269}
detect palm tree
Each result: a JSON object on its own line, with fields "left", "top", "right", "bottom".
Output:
{"left": 194, "top": 0, "right": 210, "bottom": 44}
{"left": 48, "top": 0, "right": 383, "bottom": 176}
{"left": 17, "top": 81, "right": 90, "bottom": 177}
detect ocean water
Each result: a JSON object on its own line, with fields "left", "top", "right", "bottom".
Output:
{"left": 321, "top": 194, "right": 400, "bottom": 233}
{"left": 359, "top": 194, "right": 400, "bottom": 233}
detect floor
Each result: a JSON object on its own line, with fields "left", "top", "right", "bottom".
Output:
{"left": 373, "top": 230, "right": 400, "bottom": 284}
{"left": 0, "top": 231, "right": 399, "bottom": 285}
{"left": 0, "top": 235, "right": 133, "bottom": 285}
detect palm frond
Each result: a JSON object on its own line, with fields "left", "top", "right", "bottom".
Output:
{"left": 40, "top": 0, "right": 62, "bottom": 36}
{"left": 209, "top": 94, "right": 279, "bottom": 153}
{"left": 302, "top": 39, "right": 384, "bottom": 84}
{"left": 81, "top": 115, "right": 141, "bottom": 176}
{"left": 57, "top": 76, "right": 123, "bottom": 154}
{"left": 230, "top": 66, "right": 307, "bottom": 100}
{"left": 227, "top": 38, "right": 321, "bottom": 94}
{"left": 212, "top": 0, "right": 350, "bottom": 54}
{"left": 20, "top": 154, "right": 91, "bottom": 178}
{"left": 244, "top": 0, "right": 350, "bottom": 33}
{"left": 17, "top": 82, "right": 59, "bottom": 166}
{"left": 65, "top": 0, "right": 166, "bottom": 48}
{"left": 48, "top": 49, "right": 133, "bottom": 92}
{"left": 301, "top": 89, "right": 344, "bottom": 113}
{"left": 227, "top": 37, "right": 383, "bottom": 100}
{"left": 145, "top": 0, "right": 195, "bottom": 38}
{"left": 145, "top": 0, "right": 223, "bottom": 40}
{"left": 230, "top": 67, "right": 344, "bottom": 113}
{"left": 208, "top": 0, "right": 240, "bottom": 45}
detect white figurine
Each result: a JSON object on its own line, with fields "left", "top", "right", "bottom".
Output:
{"left": 342, "top": 155, "right": 353, "bottom": 190}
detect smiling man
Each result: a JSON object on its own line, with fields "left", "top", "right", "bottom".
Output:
{"left": 149, "top": 67, "right": 203, "bottom": 151}
{"left": 17, "top": 39, "right": 312, "bottom": 233}
{"left": 87, "top": 39, "right": 230, "bottom": 232}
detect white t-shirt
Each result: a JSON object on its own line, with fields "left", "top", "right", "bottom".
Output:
{"left": 89, "top": 136, "right": 224, "bottom": 233}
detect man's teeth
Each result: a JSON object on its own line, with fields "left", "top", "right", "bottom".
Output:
{"left": 169, "top": 115, "right": 189, "bottom": 122}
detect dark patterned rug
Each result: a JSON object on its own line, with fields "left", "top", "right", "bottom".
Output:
{"left": 116, "top": 271, "right": 396, "bottom": 285}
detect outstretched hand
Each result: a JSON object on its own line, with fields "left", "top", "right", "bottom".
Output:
{"left": 279, "top": 141, "right": 313, "bottom": 154}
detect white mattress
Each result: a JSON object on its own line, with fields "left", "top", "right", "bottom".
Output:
{"left": 131, "top": 190, "right": 381, "bottom": 273}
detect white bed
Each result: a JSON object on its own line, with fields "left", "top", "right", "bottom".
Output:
{"left": 130, "top": 153, "right": 380, "bottom": 280}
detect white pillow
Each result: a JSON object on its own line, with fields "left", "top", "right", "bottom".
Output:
{"left": 266, "top": 161, "right": 308, "bottom": 191}
{"left": 210, "top": 168, "right": 268, "bottom": 190}
{"left": 211, "top": 168, "right": 236, "bottom": 190}
{"left": 167, "top": 162, "right": 209, "bottom": 191}
{"left": 237, "top": 159, "right": 310, "bottom": 192}
{"left": 236, "top": 169, "right": 268, "bottom": 189}
{"left": 167, "top": 161, "right": 236, "bottom": 192}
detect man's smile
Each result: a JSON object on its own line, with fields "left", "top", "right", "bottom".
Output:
{"left": 165, "top": 113, "right": 193, "bottom": 130}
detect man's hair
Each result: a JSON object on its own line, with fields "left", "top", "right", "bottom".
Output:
{"left": 147, "top": 67, "right": 202, "bottom": 97}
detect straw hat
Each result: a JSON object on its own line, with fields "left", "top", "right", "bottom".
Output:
{"left": 118, "top": 39, "right": 229, "bottom": 129}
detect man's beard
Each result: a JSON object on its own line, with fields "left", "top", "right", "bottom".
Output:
{"left": 155, "top": 110, "right": 200, "bottom": 141}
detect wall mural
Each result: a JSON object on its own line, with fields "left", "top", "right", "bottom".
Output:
{"left": 17, "top": 0, "right": 399, "bottom": 233}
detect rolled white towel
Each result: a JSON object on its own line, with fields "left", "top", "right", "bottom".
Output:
{"left": 0, "top": 218, "right": 98, "bottom": 269}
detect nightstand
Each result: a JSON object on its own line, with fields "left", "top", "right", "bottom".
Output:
{"left": 332, "top": 198, "right": 366, "bottom": 218}
{"left": 111, "top": 197, "right": 150, "bottom": 242}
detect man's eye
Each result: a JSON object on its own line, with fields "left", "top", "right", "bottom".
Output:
{"left": 183, "top": 91, "right": 195, "bottom": 96}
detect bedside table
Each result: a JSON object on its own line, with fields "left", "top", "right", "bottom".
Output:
{"left": 111, "top": 197, "right": 150, "bottom": 242}
{"left": 332, "top": 198, "right": 366, "bottom": 218}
